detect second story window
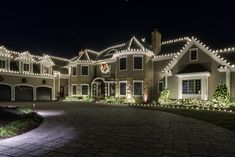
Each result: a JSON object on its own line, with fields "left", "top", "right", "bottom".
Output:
{"left": 81, "top": 65, "right": 89, "bottom": 76}
{"left": 133, "top": 55, "right": 143, "bottom": 70}
{"left": 23, "top": 63, "right": 30, "bottom": 72}
{"left": 43, "top": 66, "right": 50, "bottom": 74}
{"left": 190, "top": 48, "right": 198, "bottom": 61}
{"left": 72, "top": 66, "right": 77, "bottom": 76}
{"left": 119, "top": 57, "right": 127, "bottom": 71}
{"left": 0, "top": 60, "right": 6, "bottom": 69}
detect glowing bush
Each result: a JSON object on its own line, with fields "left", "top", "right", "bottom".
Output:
{"left": 212, "top": 83, "right": 231, "bottom": 108}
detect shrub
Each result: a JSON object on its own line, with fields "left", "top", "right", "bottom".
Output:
{"left": 158, "top": 88, "right": 171, "bottom": 105}
{"left": 17, "top": 107, "right": 33, "bottom": 114}
{"left": 212, "top": 83, "right": 232, "bottom": 108}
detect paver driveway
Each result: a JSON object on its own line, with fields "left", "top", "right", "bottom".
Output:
{"left": 0, "top": 102, "right": 235, "bottom": 157}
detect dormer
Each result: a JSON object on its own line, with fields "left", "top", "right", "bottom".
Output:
{"left": 38, "top": 55, "right": 55, "bottom": 75}
{"left": 0, "top": 46, "right": 12, "bottom": 71}
{"left": 15, "top": 51, "right": 36, "bottom": 74}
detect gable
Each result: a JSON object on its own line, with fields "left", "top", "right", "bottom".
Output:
{"left": 162, "top": 39, "right": 232, "bottom": 73}
{"left": 0, "top": 46, "right": 11, "bottom": 58}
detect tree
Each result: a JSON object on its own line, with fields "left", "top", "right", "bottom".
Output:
{"left": 212, "top": 83, "right": 231, "bottom": 108}
{"left": 158, "top": 88, "right": 170, "bottom": 105}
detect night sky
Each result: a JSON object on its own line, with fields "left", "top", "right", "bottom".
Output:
{"left": 0, "top": 0, "right": 235, "bottom": 58}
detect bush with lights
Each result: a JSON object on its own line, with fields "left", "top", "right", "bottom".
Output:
{"left": 158, "top": 88, "right": 171, "bottom": 105}
{"left": 212, "top": 83, "right": 231, "bottom": 108}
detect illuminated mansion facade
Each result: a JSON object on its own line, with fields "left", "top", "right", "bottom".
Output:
{"left": 0, "top": 30, "right": 235, "bottom": 102}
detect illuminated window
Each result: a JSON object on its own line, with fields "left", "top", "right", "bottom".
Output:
{"left": 119, "top": 57, "right": 127, "bottom": 71}
{"left": 158, "top": 81, "right": 164, "bottom": 93}
{"left": 72, "top": 84, "right": 77, "bottom": 95}
{"left": 182, "top": 79, "right": 201, "bottom": 94}
{"left": 23, "top": 63, "right": 30, "bottom": 72}
{"left": 81, "top": 65, "right": 89, "bottom": 76}
{"left": 81, "top": 84, "right": 89, "bottom": 95}
{"left": 190, "top": 48, "right": 198, "bottom": 61}
{"left": 133, "top": 81, "right": 143, "bottom": 95}
{"left": 0, "top": 60, "right": 6, "bottom": 69}
{"left": 133, "top": 55, "right": 143, "bottom": 70}
{"left": 72, "top": 66, "right": 77, "bottom": 76}
{"left": 119, "top": 81, "right": 127, "bottom": 96}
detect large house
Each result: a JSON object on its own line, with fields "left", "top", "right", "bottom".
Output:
{"left": 0, "top": 30, "right": 234, "bottom": 102}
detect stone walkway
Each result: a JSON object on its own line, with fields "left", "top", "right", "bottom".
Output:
{"left": 0, "top": 102, "right": 235, "bottom": 157}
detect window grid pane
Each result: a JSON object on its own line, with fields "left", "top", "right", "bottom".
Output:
{"left": 119, "top": 58, "right": 127, "bottom": 70}
{"left": 182, "top": 79, "right": 201, "bottom": 94}
{"left": 134, "top": 57, "right": 142, "bottom": 70}
{"left": 82, "top": 66, "right": 88, "bottom": 75}
{"left": 0, "top": 60, "right": 6, "bottom": 69}
{"left": 134, "top": 82, "right": 142, "bottom": 95}
{"left": 82, "top": 85, "right": 89, "bottom": 95}
{"left": 120, "top": 82, "right": 126, "bottom": 95}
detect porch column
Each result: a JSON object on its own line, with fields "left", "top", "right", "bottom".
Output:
{"left": 165, "top": 76, "right": 168, "bottom": 89}
{"left": 11, "top": 86, "right": 15, "bottom": 101}
{"left": 226, "top": 70, "right": 231, "bottom": 93}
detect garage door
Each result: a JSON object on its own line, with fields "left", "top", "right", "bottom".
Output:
{"left": 15, "top": 86, "right": 33, "bottom": 101}
{"left": 36, "top": 87, "right": 52, "bottom": 101}
{"left": 0, "top": 84, "right": 11, "bottom": 101}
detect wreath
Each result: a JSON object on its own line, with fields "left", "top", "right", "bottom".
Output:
{"left": 100, "top": 62, "right": 110, "bottom": 74}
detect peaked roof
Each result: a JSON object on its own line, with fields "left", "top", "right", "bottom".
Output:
{"left": 161, "top": 38, "right": 235, "bottom": 74}
{"left": 96, "top": 36, "right": 151, "bottom": 60}
{"left": 71, "top": 49, "right": 98, "bottom": 62}
{"left": 159, "top": 37, "right": 191, "bottom": 56}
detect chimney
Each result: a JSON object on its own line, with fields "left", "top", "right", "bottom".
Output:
{"left": 151, "top": 29, "right": 161, "bottom": 55}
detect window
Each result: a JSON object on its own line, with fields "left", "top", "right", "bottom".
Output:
{"left": 158, "top": 81, "right": 164, "bottom": 93}
{"left": 81, "top": 65, "right": 89, "bottom": 76}
{"left": 190, "top": 49, "right": 198, "bottom": 61}
{"left": 72, "top": 84, "right": 77, "bottom": 95}
{"left": 81, "top": 84, "right": 89, "bottom": 95}
{"left": 182, "top": 79, "right": 201, "bottom": 94}
{"left": 119, "top": 57, "right": 127, "bottom": 71}
{"left": 23, "top": 63, "right": 30, "bottom": 72}
{"left": 72, "top": 66, "right": 77, "bottom": 76}
{"left": 133, "top": 81, "right": 143, "bottom": 96}
{"left": 0, "top": 60, "right": 6, "bottom": 69}
{"left": 43, "top": 66, "right": 50, "bottom": 74}
{"left": 119, "top": 81, "right": 127, "bottom": 96}
{"left": 133, "top": 55, "right": 143, "bottom": 70}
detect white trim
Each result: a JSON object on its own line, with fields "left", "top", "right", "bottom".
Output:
{"left": 81, "top": 65, "right": 89, "bottom": 76}
{"left": 119, "top": 81, "right": 127, "bottom": 96}
{"left": 226, "top": 70, "right": 231, "bottom": 93}
{"left": 189, "top": 48, "right": 198, "bottom": 62}
{"left": 119, "top": 56, "right": 127, "bottom": 71}
{"left": 133, "top": 55, "right": 143, "bottom": 70}
{"left": 133, "top": 80, "right": 143, "bottom": 96}
{"left": 81, "top": 84, "right": 89, "bottom": 96}
{"left": 178, "top": 75, "right": 208, "bottom": 100}
{"left": 175, "top": 72, "right": 210, "bottom": 77}
{"left": 71, "top": 84, "right": 77, "bottom": 96}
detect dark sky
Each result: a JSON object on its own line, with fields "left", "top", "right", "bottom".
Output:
{"left": 0, "top": 0, "right": 235, "bottom": 58}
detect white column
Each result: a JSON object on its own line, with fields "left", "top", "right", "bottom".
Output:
{"left": 226, "top": 70, "right": 231, "bottom": 93}
{"left": 33, "top": 87, "right": 36, "bottom": 101}
{"left": 178, "top": 77, "right": 182, "bottom": 99}
{"left": 52, "top": 78, "right": 56, "bottom": 100}
{"left": 165, "top": 76, "right": 168, "bottom": 89}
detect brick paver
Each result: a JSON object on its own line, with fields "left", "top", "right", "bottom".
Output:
{"left": 0, "top": 102, "right": 235, "bottom": 157}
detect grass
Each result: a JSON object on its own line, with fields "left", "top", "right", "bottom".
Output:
{"left": 0, "top": 110, "right": 42, "bottom": 139}
{"left": 135, "top": 106, "right": 235, "bottom": 132}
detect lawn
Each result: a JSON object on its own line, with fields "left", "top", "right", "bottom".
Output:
{"left": 135, "top": 106, "right": 235, "bottom": 132}
{"left": 0, "top": 107, "right": 42, "bottom": 140}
